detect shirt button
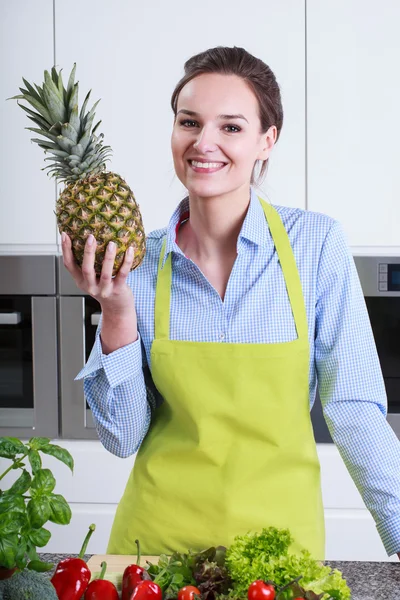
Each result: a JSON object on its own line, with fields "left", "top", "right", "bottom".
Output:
{"left": 220, "top": 333, "right": 225, "bottom": 340}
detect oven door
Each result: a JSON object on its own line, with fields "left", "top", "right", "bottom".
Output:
{"left": 364, "top": 295, "right": 400, "bottom": 436}
{"left": 0, "top": 296, "right": 58, "bottom": 437}
{"left": 59, "top": 295, "right": 101, "bottom": 438}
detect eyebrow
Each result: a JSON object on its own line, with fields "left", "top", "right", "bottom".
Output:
{"left": 177, "top": 109, "right": 249, "bottom": 123}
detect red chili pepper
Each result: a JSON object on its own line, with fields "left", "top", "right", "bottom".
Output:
{"left": 84, "top": 561, "right": 119, "bottom": 600}
{"left": 122, "top": 539, "right": 147, "bottom": 600}
{"left": 130, "top": 580, "right": 162, "bottom": 600}
{"left": 51, "top": 523, "right": 96, "bottom": 600}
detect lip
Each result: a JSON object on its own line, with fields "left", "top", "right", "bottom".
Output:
{"left": 187, "top": 159, "right": 228, "bottom": 174}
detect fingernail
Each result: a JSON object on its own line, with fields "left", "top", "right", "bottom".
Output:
{"left": 61, "top": 232, "right": 66, "bottom": 243}
{"left": 108, "top": 241, "right": 115, "bottom": 253}
{"left": 127, "top": 246, "right": 133, "bottom": 257}
{"left": 87, "top": 234, "right": 94, "bottom": 246}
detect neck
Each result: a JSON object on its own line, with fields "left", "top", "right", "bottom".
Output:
{"left": 178, "top": 186, "right": 251, "bottom": 261}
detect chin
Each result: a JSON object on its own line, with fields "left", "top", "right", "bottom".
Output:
{"left": 186, "top": 179, "right": 242, "bottom": 199}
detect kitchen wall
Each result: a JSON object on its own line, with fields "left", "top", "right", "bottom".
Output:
{"left": 1, "top": 0, "right": 399, "bottom": 560}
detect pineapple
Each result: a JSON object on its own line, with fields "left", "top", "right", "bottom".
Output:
{"left": 9, "top": 64, "right": 145, "bottom": 276}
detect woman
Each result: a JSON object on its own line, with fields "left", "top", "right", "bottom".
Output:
{"left": 63, "top": 46, "right": 400, "bottom": 559}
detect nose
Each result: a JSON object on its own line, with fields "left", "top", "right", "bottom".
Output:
{"left": 193, "top": 125, "right": 218, "bottom": 153}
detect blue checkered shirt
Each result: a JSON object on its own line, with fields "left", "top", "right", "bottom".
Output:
{"left": 76, "top": 186, "right": 400, "bottom": 556}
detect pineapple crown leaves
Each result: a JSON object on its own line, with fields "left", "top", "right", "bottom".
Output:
{"left": 7, "top": 63, "right": 113, "bottom": 183}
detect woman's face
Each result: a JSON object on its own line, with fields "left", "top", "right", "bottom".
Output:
{"left": 171, "top": 72, "right": 276, "bottom": 200}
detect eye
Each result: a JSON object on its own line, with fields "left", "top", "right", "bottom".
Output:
{"left": 179, "top": 119, "right": 198, "bottom": 127}
{"left": 225, "top": 125, "right": 242, "bottom": 133}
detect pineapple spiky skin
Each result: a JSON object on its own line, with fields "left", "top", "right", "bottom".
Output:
{"left": 56, "top": 171, "right": 145, "bottom": 276}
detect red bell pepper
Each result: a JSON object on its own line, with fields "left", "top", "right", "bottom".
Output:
{"left": 122, "top": 538, "right": 148, "bottom": 600}
{"left": 84, "top": 560, "right": 119, "bottom": 600}
{"left": 130, "top": 580, "right": 162, "bottom": 600}
{"left": 51, "top": 523, "right": 96, "bottom": 600}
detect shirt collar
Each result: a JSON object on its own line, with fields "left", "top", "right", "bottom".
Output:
{"left": 161, "top": 186, "right": 270, "bottom": 268}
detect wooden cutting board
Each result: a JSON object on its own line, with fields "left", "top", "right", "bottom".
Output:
{"left": 87, "top": 554, "right": 161, "bottom": 589}
{"left": 88, "top": 554, "right": 160, "bottom": 572}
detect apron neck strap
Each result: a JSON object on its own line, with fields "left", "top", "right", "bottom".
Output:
{"left": 259, "top": 198, "right": 308, "bottom": 341}
{"left": 155, "top": 237, "right": 171, "bottom": 340}
{"left": 155, "top": 198, "right": 308, "bottom": 341}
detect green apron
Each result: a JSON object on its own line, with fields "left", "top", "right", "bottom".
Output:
{"left": 108, "top": 198, "right": 325, "bottom": 559}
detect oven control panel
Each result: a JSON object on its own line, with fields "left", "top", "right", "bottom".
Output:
{"left": 378, "top": 263, "right": 400, "bottom": 292}
{"left": 354, "top": 257, "right": 400, "bottom": 296}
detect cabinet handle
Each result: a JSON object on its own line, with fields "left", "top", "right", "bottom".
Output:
{"left": 91, "top": 312, "right": 101, "bottom": 326}
{"left": 0, "top": 312, "right": 22, "bottom": 325}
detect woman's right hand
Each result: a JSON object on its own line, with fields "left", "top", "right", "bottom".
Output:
{"left": 61, "top": 232, "right": 136, "bottom": 315}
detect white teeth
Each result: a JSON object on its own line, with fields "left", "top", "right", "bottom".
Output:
{"left": 191, "top": 160, "right": 225, "bottom": 169}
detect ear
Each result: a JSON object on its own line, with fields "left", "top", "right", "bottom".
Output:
{"left": 257, "top": 125, "right": 277, "bottom": 161}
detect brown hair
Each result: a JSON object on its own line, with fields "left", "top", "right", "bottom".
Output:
{"left": 170, "top": 45, "right": 284, "bottom": 187}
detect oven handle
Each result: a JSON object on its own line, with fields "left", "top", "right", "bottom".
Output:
{"left": 0, "top": 312, "right": 22, "bottom": 325}
{"left": 91, "top": 312, "right": 102, "bottom": 326}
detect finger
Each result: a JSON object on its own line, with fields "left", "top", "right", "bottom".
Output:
{"left": 98, "top": 241, "right": 118, "bottom": 290}
{"left": 113, "top": 245, "right": 135, "bottom": 287}
{"left": 81, "top": 234, "right": 98, "bottom": 293}
{"left": 61, "top": 232, "right": 84, "bottom": 284}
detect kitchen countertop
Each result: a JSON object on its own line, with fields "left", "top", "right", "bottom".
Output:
{"left": 39, "top": 554, "right": 400, "bottom": 600}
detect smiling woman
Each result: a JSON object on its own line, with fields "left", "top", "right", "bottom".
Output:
{"left": 68, "top": 45, "right": 400, "bottom": 564}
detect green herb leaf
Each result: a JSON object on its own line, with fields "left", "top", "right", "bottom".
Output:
{"left": 3, "top": 438, "right": 26, "bottom": 451}
{"left": 40, "top": 443, "right": 74, "bottom": 472}
{"left": 0, "top": 512, "right": 26, "bottom": 535}
{"left": 0, "top": 494, "right": 25, "bottom": 515}
{"left": 14, "top": 538, "right": 28, "bottom": 570}
{"left": 28, "top": 449, "right": 42, "bottom": 474}
{"left": 28, "top": 526, "right": 51, "bottom": 547}
{"left": 7, "top": 469, "right": 31, "bottom": 495}
{"left": 12, "top": 461, "right": 26, "bottom": 469}
{"left": 26, "top": 540, "right": 39, "bottom": 562}
{"left": 28, "top": 437, "right": 51, "bottom": 449}
{"left": 0, "top": 436, "right": 74, "bottom": 567}
{"left": 30, "top": 469, "right": 56, "bottom": 495}
{"left": 27, "top": 559, "right": 54, "bottom": 572}
{"left": 27, "top": 496, "right": 51, "bottom": 528}
{"left": 0, "top": 437, "right": 26, "bottom": 459}
{"left": 48, "top": 493, "right": 72, "bottom": 525}
{"left": 0, "top": 533, "right": 18, "bottom": 568}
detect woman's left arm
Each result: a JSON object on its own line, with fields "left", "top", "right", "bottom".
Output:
{"left": 314, "top": 219, "right": 400, "bottom": 559}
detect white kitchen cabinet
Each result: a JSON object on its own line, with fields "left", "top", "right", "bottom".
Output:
{"left": 307, "top": 1, "right": 400, "bottom": 252}
{"left": 0, "top": 0, "right": 58, "bottom": 254}
{"left": 2, "top": 440, "right": 395, "bottom": 560}
{"left": 54, "top": 0, "right": 306, "bottom": 248}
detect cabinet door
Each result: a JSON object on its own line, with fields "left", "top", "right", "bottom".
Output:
{"left": 307, "top": 1, "right": 400, "bottom": 249}
{"left": 55, "top": 0, "right": 306, "bottom": 238}
{"left": 0, "top": 0, "right": 57, "bottom": 252}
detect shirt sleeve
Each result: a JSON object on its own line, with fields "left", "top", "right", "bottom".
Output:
{"left": 315, "top": 219, "right": 400, "bottom": 557}
{"left": 74, "top": 316, "right": 155, "bottom": 458}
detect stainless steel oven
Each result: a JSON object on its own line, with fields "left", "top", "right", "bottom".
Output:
{"left": 311, "top": 255, "right": 400, "bottom": 443}
{"left": 0, "top": 256, "right": 58, "bottom": 437}
{"left": 355, "top": 256, "right": 400, "bottom": 437}
{"left": 57, "top": 256, "right": 100, "bottom": 439}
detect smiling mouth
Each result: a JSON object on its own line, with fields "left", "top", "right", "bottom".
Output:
{"left": 188, "top": 160, "right": 228, "bottom": 173}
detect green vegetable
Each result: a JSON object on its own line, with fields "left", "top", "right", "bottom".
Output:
{"left": 146, "top": 552, "right": 197, "bottom": 600}
{"left": 0, "top": 437, "right": 73, "bottom": 572}
{"left": 224, "top": 528, "right": 351, "bottom": 600}
{"left": 0, "top": 568, "right": 58, "bottom": 599}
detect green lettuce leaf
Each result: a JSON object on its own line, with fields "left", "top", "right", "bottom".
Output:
{"left": 225, "top": 529, "right": 351, "bottom": 600}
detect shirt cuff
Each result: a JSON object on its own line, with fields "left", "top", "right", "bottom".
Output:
{"left": 75, "top": 332, "right": 103, "bottom": 380}
{"left": 101, "top": 332, "right": 143, "bottom": 388}
{"left": 75, "top": 331, "right": 143, "bottom": 388}
{"left": 376, "top": 512, "right": 400, "bottom": 556}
